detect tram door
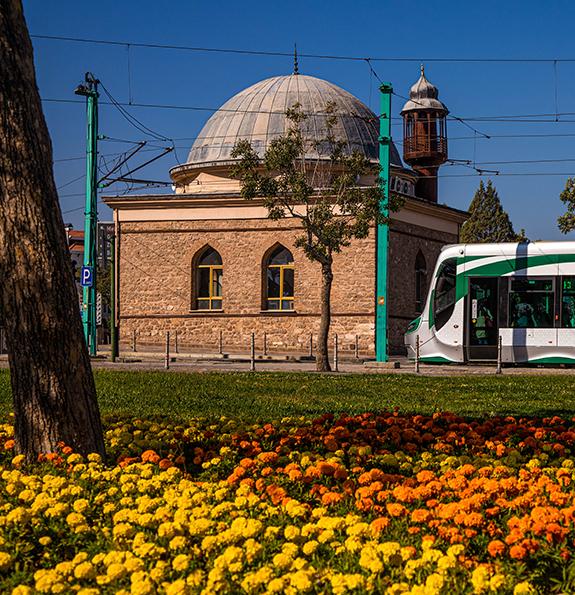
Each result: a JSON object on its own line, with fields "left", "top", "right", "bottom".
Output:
{"left": 467, "top": 278, "right": 499, "bottom": 360}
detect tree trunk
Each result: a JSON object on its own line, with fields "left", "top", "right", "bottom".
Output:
{"left": 316, "top": 260, "right": 333, "bottom": 372}
{"left": 0, "top": 0, "right": 105, "bottom": 460}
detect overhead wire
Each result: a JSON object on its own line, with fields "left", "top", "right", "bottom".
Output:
{"left": 31, "top": 34, "right": 575, "bottom": 63}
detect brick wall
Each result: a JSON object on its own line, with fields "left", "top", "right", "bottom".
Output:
{"left": 117, "top": 217, "right": 457, "bottom": 355}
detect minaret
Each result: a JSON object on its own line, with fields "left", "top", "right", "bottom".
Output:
{"left": 400, "top": 66, "right": 448, "bottom": 202}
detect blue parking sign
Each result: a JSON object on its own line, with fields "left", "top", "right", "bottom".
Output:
{"left": 81, "top": 266, "right": 94, "bottom": 287}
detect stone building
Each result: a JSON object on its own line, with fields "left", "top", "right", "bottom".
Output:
{"left": 103, "top": 67, "right": 467, "bottom": 355}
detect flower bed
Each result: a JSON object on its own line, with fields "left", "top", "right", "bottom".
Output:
{"left": 2, "top": 411, "right": 575, "bottom": 594}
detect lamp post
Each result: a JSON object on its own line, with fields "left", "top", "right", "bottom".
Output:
{"left": 375, "top": 82, "right": 392, "bottom": 362}
{"left": 75, "top": 73, "right": 99, "bottom": 356}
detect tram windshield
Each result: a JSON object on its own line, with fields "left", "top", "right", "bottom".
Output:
{"left": 433, "top": 258, "right": 457, "bottom": 330}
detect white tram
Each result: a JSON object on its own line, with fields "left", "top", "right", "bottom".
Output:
{"left": 404, "top": 242, "right": 575, "bottom": 364}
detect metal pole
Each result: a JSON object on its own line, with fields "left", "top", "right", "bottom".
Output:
{"left": 110, "top": 235, "right": 118, "bottom": 362}
{"left": 354, "top": 334, "right": 359, "bottom": 359}
{"left": 309, "top": 333, "right": 313, "bottom": 358}
{"left": 132, "top": 329, "right": 137, "bottom": 352}
{"left": 78, "top": 73, "right": 99, "bottom": 357}
{"left": 218, "top": 330, "right": 223, "bottom": 355}
{"left": 174, "top": 330, "right": 179, "bottom": 354}
{"left": 496, "top": 335, "right": 502, "bottom": 374}
{"left": 375, "top": 82, "right": 392, "bottom": 363}
{"left": 415, "top": 335, "right": 420, "bottom": 374}
{"left": 263, "top": 332, "right": 268, "bottom": 356}
{"left": 250, "top": 333, "right": 255, "bottom": 372}
{"left": 333, "top": 334, "right": 339, "bottom": 372}
{"left": 165, "top": 331, "right": 170, "bottom": 370}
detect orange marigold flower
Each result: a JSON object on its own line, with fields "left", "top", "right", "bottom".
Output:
{"left": 509, "top": 545, "right": 527, "bottom": 560}
{"left": 141, "top": 450, "right": 161, "bottom": 464}
{"left": 4, "top": 440, "right": 14, "bottom": 450}
{"left": 386, "top": 503, "right": 408, "bottom": 517}
{"left": 370, "top": 517, "right": 390, "bottom": 534}
{"left": 257, "top": 451, "right": 279, "bottom": 465}
{"left": 411, "top": 509, "right": 432, "bottom": 524}
{"left": 322, "top": 491, "right": 344, "bottom": 506}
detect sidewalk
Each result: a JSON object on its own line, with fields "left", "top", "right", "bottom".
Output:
{"left": 1, "top": 350, "right": 574, "bottom": 375}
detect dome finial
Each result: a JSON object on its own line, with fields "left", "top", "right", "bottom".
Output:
{"left": 293, "top": 43, "right": 299, "bottom": 75}
{"left": 420, "top": 63, "right": 425, "bottom": 77}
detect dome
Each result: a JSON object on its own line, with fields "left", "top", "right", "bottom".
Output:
{"left": 185, "top": 74, "right": 402, "bottom": 168}
{"left": 400, "top": 66, "right": 449, "bottom": 115}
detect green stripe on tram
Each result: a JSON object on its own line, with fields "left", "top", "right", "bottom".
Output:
{"left": 529, "top": 357, "right": 575, "bottom": 365}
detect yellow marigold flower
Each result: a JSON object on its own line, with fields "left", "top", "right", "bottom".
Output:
{"left": 264, "top": 526, "right": 281, "bottom": 539}
{"left": 244, "top": 538, "right": 262, "bottom": 563}
{"left": 66, "top": 512, "right": 85, "bottom": 527}
{"left": 113, "top": 523, "right": 135, "bottom": 539}
{"left": 169, "top": 536, "right": 187, "bottom": 551}
{"left": 290, "top": 570, "right": 313, "bottom": 591}
{"left": 17, "top": 489, "right": 35, "bottom": 503}
{"left": 514, "top": 582, "right": 535, "bottom": 595}
{"left": 11, "top": 586, "right": 33, "bottom": 595}
{"left": 107, "top": 563, "right": 127, "bottom": 581}
{"left": 11, "top": 455, "right": 25, "bottom": 467}
{"left": 74, "top": 562, "right": 95, "bottom": 580}
{"left": 425, "top": 573, "right": 444, "bottom": 595}
{"left": 267, "top": 578, "right": 285, "bottom": 593}
{"left": 172, "top": 554, "right": 190, "bottom": 572}
{"left": 165, "top": 580, "right": 189, "bottom": 595}
{"left": 318, "top": 529, "right": 335, "bottom": 544}
{"left": 73, "top": 499, "right": 89, "bottom": 513}
{"left": 437, "top": 555, "right": 456, "bottom": 572}
{"left": 490, "top": 575, "right": 505, "bottom": 591}
{"left": 6, "top": 507, "right": 30, "bottom": 524}
{"left": 447, "top": 544, "right": 465, "bottom": 557}
{"left": 0, "top": 551, "right": 11, "bottom": 571}
{"left": 273, "top": 552, "right": 292, "bottom": 570}
{"left": 386, "top": 583, "right": 410, "bottom": 595}
{"left": 471, "top": 566, "right": 491, "bottom": 594}
{"left": 284, "top": 525, "right": 301, "bottom": 541}
{"left": 302, "top": 541, "right": 318, "bottom": 556}
{"left": 124, "top": 557, "right": 144, "bottom": 573}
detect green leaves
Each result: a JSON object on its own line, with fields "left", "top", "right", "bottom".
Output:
{"left": 231, "top": 103, "right": 394, "bottom": 266}
{"left": 460, "top": 180, "right": 522, "bottom": 243}
{"left": 558, "top": 177, "right": 575, "bottom": 234}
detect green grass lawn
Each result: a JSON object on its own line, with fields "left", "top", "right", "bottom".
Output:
{"left": 1, "top": 368, "right": 574, "bottom": 421}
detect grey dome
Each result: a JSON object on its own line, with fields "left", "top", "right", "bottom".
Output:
{"left": 401, "top": 66, "right": 449, "bottom": 115}
{"left": 187, "top": 74, "right": 402, "bottom": 167}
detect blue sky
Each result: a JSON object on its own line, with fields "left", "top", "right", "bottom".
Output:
{"left": 24, "top": 0, "right": 575, "bottom": 240}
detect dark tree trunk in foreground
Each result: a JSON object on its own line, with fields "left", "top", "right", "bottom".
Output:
{"left": 0, "top": 0, "right": 105, "bottom": 460}
{"left": 317, "top": 262, "right": 333, "bottom": 372}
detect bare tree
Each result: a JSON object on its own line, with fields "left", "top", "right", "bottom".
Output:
{"left": 233, "top": 104, "right": 401, "bottom": 371}
{"left": 0, "top": 0, "right": 105, "bottom": 460}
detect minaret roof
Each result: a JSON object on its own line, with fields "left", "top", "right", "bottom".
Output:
{"left": 400, "top": 66, "right": 449, "bottom": 115}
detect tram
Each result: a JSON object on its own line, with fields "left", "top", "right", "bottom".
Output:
{"left": 404, "top": 242, "right": 575, "bottom": 364}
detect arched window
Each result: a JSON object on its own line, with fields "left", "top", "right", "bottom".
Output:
{"left": 415, "top": 250, "right": 427, "bottom": 313}
{"left": 265, "top": 245, "right": 294, "bottom": 310}
{"left": 194, "top": 246, "right": 223, "bottom": 310}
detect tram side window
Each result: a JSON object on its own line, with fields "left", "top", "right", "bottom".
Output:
{"left": 508, "top": 278, "right": 554, "bottom": 328}
{"left": 433, "top": 258, "right": 457, "bottom": 331}
{"left": 562, "top": 277, "right": 575, "bottom": 328}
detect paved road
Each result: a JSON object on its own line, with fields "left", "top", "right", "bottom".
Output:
{"left": 2, "top": 351, "right": 573, "bottom": 376}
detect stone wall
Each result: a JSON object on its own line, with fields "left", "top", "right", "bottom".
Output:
{"left": 117, "top": 217, "right": 457, "bottom": 355}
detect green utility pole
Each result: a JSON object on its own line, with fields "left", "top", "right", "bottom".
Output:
{"left": 110, "top": 234, "right": 118, "bottom": 362}
{"left": 375, "top": 82, "right": 392, "bottom": 362}
{"left": 75, "top": 73, "right": 99, "bottom": 356}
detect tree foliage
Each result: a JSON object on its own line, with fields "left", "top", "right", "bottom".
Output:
{"left": 460, "top": 180, "right": 522, "bottom": 243}
{"left": 232, "top": 103, "right": 401, "bottom": 266}
{"left": 232, "top": 103, "right": 401, "bottom": 370}
{"left": 558, "top": 177, "right": 575, "bottom": 234}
